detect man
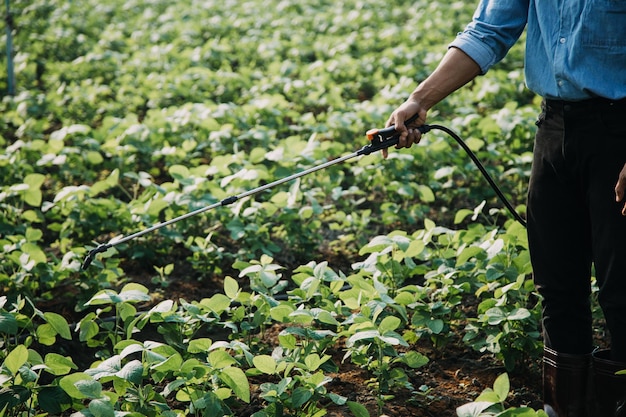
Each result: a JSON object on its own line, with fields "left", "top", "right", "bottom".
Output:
{"left": 385, "top": 1, "right": 626, "bottom": 416}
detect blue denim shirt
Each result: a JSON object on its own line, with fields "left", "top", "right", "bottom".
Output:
{"left": 449, "top": 0, "right": 626, "bottom": 101}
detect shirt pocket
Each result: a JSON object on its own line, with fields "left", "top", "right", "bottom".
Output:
{"left": 581, "top": 1, "right": 626, "bottom": 48}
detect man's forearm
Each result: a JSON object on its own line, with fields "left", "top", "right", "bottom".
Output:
{"left": 410, "top": 47, "right": 482, "bottom": 111}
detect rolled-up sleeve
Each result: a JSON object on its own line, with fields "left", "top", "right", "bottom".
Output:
{"left": 449, "top": 0, "right": 529, "bottom": 74}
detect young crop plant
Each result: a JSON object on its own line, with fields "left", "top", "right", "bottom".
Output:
{"left": 79, "top": 283, "right": 152, "bottom": 355}
{"left": 0, "top": 296, "right": 76, "bottom": 416}
{"left": 0, "top": 0, "right": 553, "bottom": 415}
{"left": 343, "top": 315, "right": 429, "bottom": 415}
{"left": 460, "top": 222, "right": 542, "bottom": 371}
{"left": 456, "top": 373, "right": 548, "bottom": 417}
{"left": 251, "top": 351, "right": 347, "bottom": 417}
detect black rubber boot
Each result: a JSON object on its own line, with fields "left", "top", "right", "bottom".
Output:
{"left": 592, "top": 349, "right": 626, "bottom": 417}
{"left": 543, "top": 346, "right": 592, "bottom": 417}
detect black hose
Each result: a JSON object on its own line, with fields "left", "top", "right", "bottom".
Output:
{"left": 368, "top": 119, "right": 526, "bottom": 227}
{"left": 426, "top": 124, "right": 527, "bottom": 227}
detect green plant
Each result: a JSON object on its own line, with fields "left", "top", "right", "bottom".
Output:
{"left": 456, "top": 373, "right": 548, "bottom": 417}
{"left": 343, "top": 316, "right": 428, "bottom": 414}
{"left": 78, "top": 283, "right": 152, "bottom": 354}
{"left": 0, "top": 296, "right": 76, "bottom": 416}
{"left": 461, "top": 223, "right": 542, "bottom": 371}
{"left": 251, "top": 352, "right": 346, "bottom": 417}
{"left": 0, "top": 0, "right": 564, "bottom": 414}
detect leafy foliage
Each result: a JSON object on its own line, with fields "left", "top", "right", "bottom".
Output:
{"left": 0, "top": 0, "right": 602, "bottom": 415}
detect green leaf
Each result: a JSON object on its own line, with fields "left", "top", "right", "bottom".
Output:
{"left": 224, "top": 276, "right": 240, "bottom": 299}
{"left": 456, "top": 246, "right": 484, "bottom": 266}
{"left": 316, "top": 310, "right": 339, "bottom": 326}
{"left": 278, "top": 333, "right": 297, "bottom": 350}
{"left": 346, "top": 330, "right": 379, "bottom": 347}
{"left": 36, "top": 323, "right": 57, "bottom": 346}
{"left": 169, "top": 164, "right": 191, "bottom": 181}
{"left": 151, "top": 353, "right": 183, "bottom": 373}
{"left": 253, "top": 355, "right": 277, "bottom": 375}
{"left": 23, "top": 173, "right": 46, "bottom": 206}
{"left": 78, "top": 319, "right": 99, "bottom": 342}
{"left": 86, "top": 356, "right": 121, "bottom": 379}
{"left": 44, "top": 353, "right": 77, "bottom": 375}
{"left": 486, "top": 307, "right": 506, "bottom": 325}
{"left": 119, "top": 342, "right": 144, "bottom": 358}
{"left": 59, "top": 372, "right": 94, "bottom": 399}
{"left": 104, "top": 169, "right": 120, "bottom": 188}
{"left": 0, "top": 312, "right": 18, "bottom": 335}
{"left": 3, "top": 345, "right": 28, "bottom": 375}
{"left": 270, "top": 303, "right": 295, "bottom": 322}
{"left": 117, "top": 289, "right": 151, "bottom": 303}
{"left": 203, "top": 294, "right": 232, "bottom": 314}
{"left": 404, "top": 239, "right": 426, "bottom": 257}
{"left": 118, "top": 302, "right": 136, "bottom": 322}
{"left": 44, "top": 312, "right": 72, "bottom": 340}
{"left": 507, "top": 308, "right": 531, "bottom": 321}
{"left": 492, "top": 373, "right": 510, "bottom": 402}
{"left": 0, "top": 386, "right": 31, "bottom": 409}
{"left": 454, "top": 208, "right": 474, "bottom": 224}
{"left": 456, "top": 401, "right": 494, "bottom": 417}
{"left": 347, "top": 401, "right": 370, "bottom": 417}
{"left": 378, "top": 316, "right": 401, "bottom": 334}
{"left": 260, "top": 270, "right": 280, "bottom": 288}
{"left": 37, "top": 386, "right": 72, "bottom": 414}
{"left": 428, "top": 319, "right": 445, "bottom": 334}
{"left": 327, "top": 392, "right": 347, "bottom": 405}
{"left": 417, "top": 184, "right": 435, "bottom": 203}
{"left": 21, "top": 242, "right": 47, "bottom": 264}
{"left": 498, "top": 408, "right": 547, "bottom": 416}
{"left": 209, "top": 350, "right": 237, "bottom": 369}
{"left": 304, "top": 353, "right": 328, "bottom": 372}
{"left": 379, "top": 332, "right": 409, "bottom": 346}
{"left": 475, "top": 390, "right": 502, "bottom": 404}
{"left": 117, "top": 360, "right": 144, "bottom": 384}
{"left": 19, "top": 366, "right": 38, "bottom": 383}
{"left": 89, "top": 398, "right": 115, "bottom": 417}
{"left": 76, "top": 379, "right": 103, "bottom": 399}
{"left": 188, "top": 338, "right": 212, "bottom": 354}
{"left": 291, "top": 387, "right": 312, "bottom": 408}
{"left": 359, "top": 235, "right": 393, "bottom": 254}
{"left": 25, "top": 227, "right": 43, "bottom": 241}
{"left": 399, "top": 351, "right": 429, "bottom": 369}
{"left": 220, "top": 366, "right": 250, "bottom": 403}
{"left": 465, "top": 137, "right": 485, "bottom": 151}
{"left": 85, "top": 290, "right": 121, "bottom": 306}
{"left": 85, "top": 150, "right": 104, "bottom": 165}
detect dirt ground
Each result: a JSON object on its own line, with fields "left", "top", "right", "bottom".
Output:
{"left": 45, "top": 259, "right": 543, "bottom": 417}
{"left": 153, "top": 274, "right": 545, "bottom": 417}
{"left": 251, "top": 324, "right": 543, "bottom": 417}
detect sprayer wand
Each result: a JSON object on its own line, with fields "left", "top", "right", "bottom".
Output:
{"left": 81, "top": 118, "right": 428, "bottom": 269}
{"left": 82, "top": 116, "right": 525, "bottom": 269}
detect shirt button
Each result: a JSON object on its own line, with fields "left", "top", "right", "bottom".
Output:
{"left": 559, "top": 37, "right": 566, "bottom": 44}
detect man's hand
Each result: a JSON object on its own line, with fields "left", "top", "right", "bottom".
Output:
{"left": 381, "top": 47, "right": 481, "bottom": 159}
{"left": 615, "top": 163, "right": 626, "bottom": 215}
{"left": 382, "top": 100, "right": 427, "bottom": 159}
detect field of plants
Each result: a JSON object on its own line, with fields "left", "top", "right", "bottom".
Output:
{"left": 0, "top": 0, "right": 606, "bottom": 416}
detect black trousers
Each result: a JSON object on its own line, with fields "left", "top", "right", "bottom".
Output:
{"left": 528, "top": 97, "right": 626, "bottom": 361}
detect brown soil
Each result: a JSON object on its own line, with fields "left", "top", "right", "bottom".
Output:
{"left": 46, "top": 257, "right": 544, "bottom": 417}
{"left": 248, "top": 324, "right": 544, "bottom": 417}
{"left": 132, "top": 267, "right": 544, "bottom": 417}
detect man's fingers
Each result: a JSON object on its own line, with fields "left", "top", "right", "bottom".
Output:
{"left": 615, "top": 164, "right": 626, "bottom": 201}
{"left": 614, "top": 163, "right": 626, "bottom": 215}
